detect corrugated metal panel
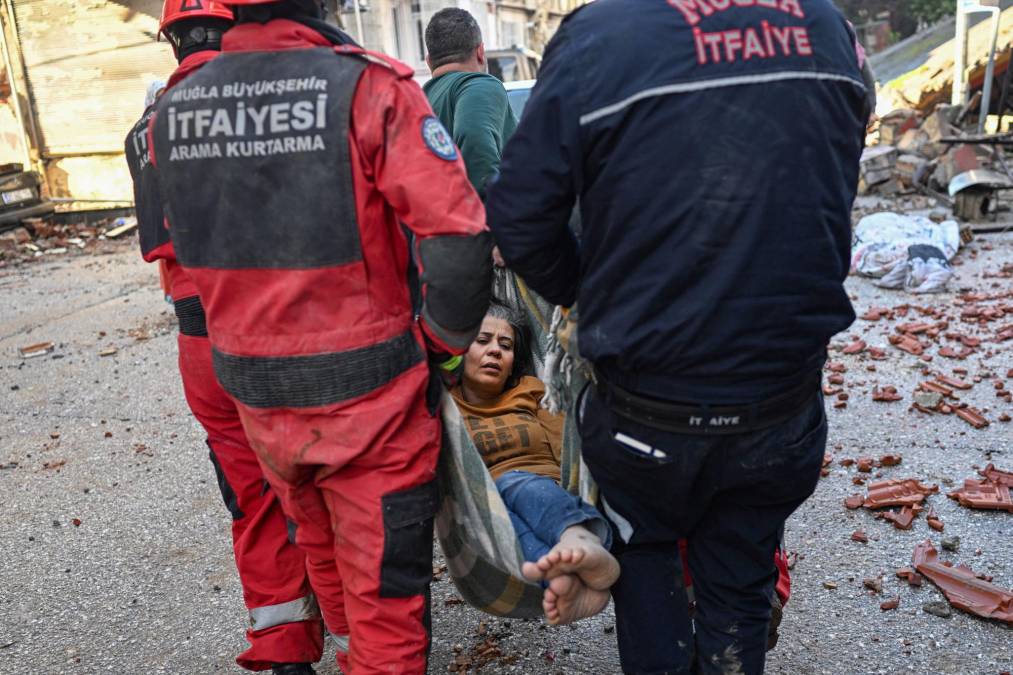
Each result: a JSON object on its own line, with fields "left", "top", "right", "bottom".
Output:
{"left": 11, "top": 0, "right": 176, "bottom": 156}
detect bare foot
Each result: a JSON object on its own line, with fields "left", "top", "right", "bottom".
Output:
{"left": 542, "top": 573, "right": 610, "bottom": 625}
{"left": 522, "top": 527, "right": 620, "bottom": 591}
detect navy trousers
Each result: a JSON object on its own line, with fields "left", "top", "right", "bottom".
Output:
{"left": 580, "top": 386, "right": 827, "bottom": 675}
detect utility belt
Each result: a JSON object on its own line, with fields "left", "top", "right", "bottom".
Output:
{"left": 174, "top": 295, "right": 208, "bottom": 337}
{"left": 597, "top": 372, "right": 820, "bottom": 436}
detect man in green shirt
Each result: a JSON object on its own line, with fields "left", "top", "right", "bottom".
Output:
{"left": 423, "top": 8, "right": 517, "bottom": 200}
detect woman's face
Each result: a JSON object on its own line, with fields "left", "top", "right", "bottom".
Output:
{"left": 463, "top": 315, "right": 516, "bottom": 397}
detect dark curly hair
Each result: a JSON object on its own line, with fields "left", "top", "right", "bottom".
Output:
{"left": 484, "top": 298, "right": 533, "bottom": 389}
{"left": 425, "top": 8, "right": 483, "bottom": 70}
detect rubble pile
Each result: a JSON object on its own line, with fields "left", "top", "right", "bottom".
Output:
{"left": 861, "top": 105, "right": 995, "bottom": 201}
{"left": 0, "top": 216, "right": 137, "bottom": 266}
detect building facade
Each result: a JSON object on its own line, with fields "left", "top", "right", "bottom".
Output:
{"left": 0, "top": 0, "right": 585, "bottom": 206}
{"left": 339, "top": 0, "right": 587, "bottom": 75}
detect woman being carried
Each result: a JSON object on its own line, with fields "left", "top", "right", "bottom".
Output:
{"left": 451, "top": 300, "right": 620, "bottom": 624}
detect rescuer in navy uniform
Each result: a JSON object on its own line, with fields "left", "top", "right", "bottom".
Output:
{"left": 147, "top": 0, "right": 492, "bottom": 671}
{"left": 487, "top": 0, "right": 870, "bottom": 672}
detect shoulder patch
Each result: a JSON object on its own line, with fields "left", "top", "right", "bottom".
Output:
{"left": 421, "top": 116, "right": 457, "bottom": 161}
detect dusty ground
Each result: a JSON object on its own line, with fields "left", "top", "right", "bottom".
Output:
{"left": 1, "top": 227, "right": 1011, "bottom": 674}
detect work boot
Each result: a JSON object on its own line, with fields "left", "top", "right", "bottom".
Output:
{"left": 271, "top": 664, "right": 316, "bottom": 675}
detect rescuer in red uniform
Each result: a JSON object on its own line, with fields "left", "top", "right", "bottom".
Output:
{"left": 124, "top": 2, "right": 336, "bottom": 672}
{"left": 147, "top": 0, "right": 494, "bottom": 671}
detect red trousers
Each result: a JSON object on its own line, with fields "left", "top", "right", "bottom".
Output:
{"left": 178, "top": 333, "right": 327, "bottom": 670}
{"left": 236, "top": 362, "right": 440, "bottom": 675}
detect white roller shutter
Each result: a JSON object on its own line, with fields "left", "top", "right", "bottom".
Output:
{"left": 10, "top": 0, "right": 176, "bottom": 156}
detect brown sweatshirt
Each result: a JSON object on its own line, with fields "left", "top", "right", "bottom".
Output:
{"left": 451, "top": 376, "right": 564, "bottom": 481}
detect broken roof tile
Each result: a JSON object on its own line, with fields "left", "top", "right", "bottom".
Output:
{"left": 920, "top": 381, "right": 955, "bottom": 398}
{"left": 880, "top": 596, "right": 900, "bottom": 611}
{"left": 845, "top": 494, "right": 865, "bottom": 510}
{"left": 934, "top": 374, "right": 973, "bottom": 390}
{"left": 912, "top": 540, "right": 1013, "bottom": 625}
{"left": 979, "top": 463, "right": 1013, "bottom": 488}
{"left": 872, "top": 386, "right": 904, "bottom": 402}
{"left": 954, "top": 406, "right": 990, "bottom": 429}
{"left": 842, "top": 339, "right": 867, "bottom": 355}
{"left": 890, "top": 334, "right": 925, "bottom": 355}
{"left": 879, "top": 454, "right": 903, "bottom": 467}
{"left": 948, "top": 479, "right": 1013, "bottom": 512}
{"left": 864, "top": 479, "right": 939, "bottom": 509}
{"left": 877, "top": 505, "right": 921, "bottom": 530}
{"left": 860, "top": 307, "right": 892, "bottom": 321}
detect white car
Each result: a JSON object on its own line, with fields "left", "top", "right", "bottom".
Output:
{"left": 504, "top": 79, "right": 536, "bottom": 120}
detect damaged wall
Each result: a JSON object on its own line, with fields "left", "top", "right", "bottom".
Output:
{"left": 5, "top": 0, "right": 174, "bottom": 203}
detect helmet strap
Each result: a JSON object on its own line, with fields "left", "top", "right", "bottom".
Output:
{"left": 167, "top": 19, "right": 231, "bottom": 62}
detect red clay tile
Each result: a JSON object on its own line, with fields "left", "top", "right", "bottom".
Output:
{"left": 845, "top": 494, "right": 865, "bottom": 510}
{"left": 851, "top": 530, "right": 869, "bottom": 543}
{"left": 877, "top": 505, "right": 921, "bottom": 530}
{"left": 934, "top": 374, "right": 973, "bottom": 390}
{"left": 921, "top": 381, "right": 955, "bottom": 398}
{"left": 828, "top": 374, "right": 845, "bottom": 385}
{"left": 897, "top": 322, "right": 932, "bottom": 334}
{"left": 912, "top": 540, "right": 1013, "bottom": 624}
{"left": 948, "top": 479, "right": 1013, "bottom": 512}
{"left": 860, "top": 308, "right": 892, "bottom": 321}
{"left": 872, "top": 386, "right": 903, "bottom": 402}
{"left": 954, "top": 406, "right": 990, "bottom": 429}
{"left": 979, "top": 464, "right": 1013, "bottom": 488}
{"left": 857, "top": 457, "right": 875, "bottom": 473}
{"left": 842, "top": 339, "right": 866, "bottom": 355}
{"left": 879, "top": 454, "right": 903, "bottom": 467}
{"left": 890, "top": 334, "right": 924, "bottom": 355}
{"left": 880, "top": 597, "right": 900, "bottom": 611}
{"left": 863, "top": 479, "right": 938, "bottom": 509}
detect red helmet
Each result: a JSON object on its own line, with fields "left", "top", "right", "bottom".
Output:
{"left": 159, "top": 0, "right": 234, "bottom": 38}
{"left": 214, "top": 0, "right": 278, "bottom": 5}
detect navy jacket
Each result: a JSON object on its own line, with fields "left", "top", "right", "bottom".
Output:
{"left": 486, "top": 0, "right": 868, "bottom": 404}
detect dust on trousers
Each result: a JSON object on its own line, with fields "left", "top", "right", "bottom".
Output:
{"left": 149, "top": 19, "right": 492, "bottom": 674}
{"left": 123, "top": 50, "right": 330, "bottom": 671}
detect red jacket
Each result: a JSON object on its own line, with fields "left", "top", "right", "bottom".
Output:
{"left": 150, "top": 20, "right": 491, "bottom": 409}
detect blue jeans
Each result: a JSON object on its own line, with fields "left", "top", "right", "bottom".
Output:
{"left": 494, "top": 470, "right": 613, "bottom": 564}
{"left": 581, "top": 385, "right": 827, "bottom": 675}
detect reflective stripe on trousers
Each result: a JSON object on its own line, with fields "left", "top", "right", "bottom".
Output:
{"left": 329, "top": 633, "right": 350, "bottom": 654}
{"left": 249, "top": 594, "right": 321, "bottom": 631}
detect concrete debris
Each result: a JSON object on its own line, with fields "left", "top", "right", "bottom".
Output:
{"left": 912, "top": 540, "right": 1013, "bottom": 625}
{"left": 922, "top": 601, "right": 952, "bottom": 618}
{"left": 941, "top": 536, "right": 961, "bottom": 552}
{"left": 0, "top": 216, "right": 135, "bottom": 267}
